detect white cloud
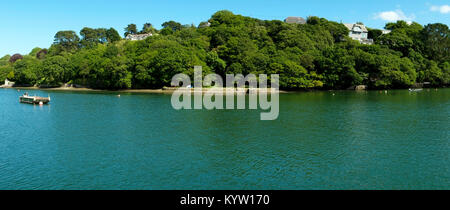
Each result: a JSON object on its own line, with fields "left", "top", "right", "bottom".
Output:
{"left": 374, "top": 9, "right": 415, "bottom": 23}
{"left": 430, "top": 5, "right": 450, "bottom": 14}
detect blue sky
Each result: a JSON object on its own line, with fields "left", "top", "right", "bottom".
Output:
{"left": 0, "top": 0, "right": 448, "bottom": 56}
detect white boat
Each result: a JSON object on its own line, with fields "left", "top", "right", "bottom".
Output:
{"left": 409, "top": 88, "right": 423, "bottom": 92}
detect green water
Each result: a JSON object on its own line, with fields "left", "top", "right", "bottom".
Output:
{"left": 0, "top": 88, "right": 449, "bottom": 190}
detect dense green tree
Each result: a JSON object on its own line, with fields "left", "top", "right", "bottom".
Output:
{"left": 440, "top": 62, "right": 450, "bottom": 85}
{"left": 36, "top": 49, "right": 48, "bottom": 59}
{"left": 0, "top": 55, "right": 10, "bottom": 60}
{"left": 80, "top": 27, "right": 103, "bottom": 48}
{"left": 368, "top": 28, "right": 383, "bottom": 41}
{"left": 307, "top": 16, "right": 348, "bottom": 42}
{"left": 106, "top": 28, "right": 122, "bottom": 43}
{"left": 160, "top": 27, "right": 174, "bottom": 35}
{"left": 422, "top": 23, "right": 450, "bottom": 63}
{"left": 372, "top": 56, "right": 417, "bottom": 88}
{"left": 79, "top": 27, "right": 121, "bottom": 47}
{"left": 29, "top": 47, "right": 42, "bottom": 57}
{"left": 1, "top": 55, "right": 11, "bottom": 66}
{"left": 52, "top": 31, "right": 80, "bottom": 53}
{"left": 95, "top": 55, "right": 132, "bottom": 89}
{"left": 162, "top": 21, "right": 183, "bottom": 32}
{"left": 141, "top": 23, "right": 156, "bottom": 34}
{"left": 418, "top": 61, "right": 444, "bottom": 86}
{"left": 124, "top": 24, "right": 138, "bottom": 37}
{"left": 40, "top": 55, "right": 72, "bottom": 86}
{"left": 385, "top": 21, "right": 410, "bottom": 30}
{"left": 378, "top": 21, "right": 424, "bottom": 56}
{"left": 12, "top": 56, "right": 40, "bottom": 85}
{"left": 206, "top": 51, "right": 226, "bottom": 76}
{"left": 9, "top": 54, "right": 23, "bottom": 63}
{"left": 317, "top": 47, "right": 362, "bottom": 89}
{"left": 131, "top": 38, "right": 206, "bottom": 88}
{"left": 306, "top": 16, "right": 321, "bottom": 25}
{"left": 377, "top": 30, "right": 414, "bottom": 56}
{"left": 0, "top": 55, "right": 13, "bottom": 84}
{"left": 0, "top": 65, "right": 13, "bottom": 84}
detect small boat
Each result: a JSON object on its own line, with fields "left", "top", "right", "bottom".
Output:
{"left": 19, "top": 93, "right": 51, "bottom": 105}
{"left": 409, "top": 88, "right": 423, "bottom": 92}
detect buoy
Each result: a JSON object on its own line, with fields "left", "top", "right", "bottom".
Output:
{"left": 117, "top": 95, "right": 121, "bottom": 97}
{"left": 39, "top": 102, "right": 43, "bottom": 105}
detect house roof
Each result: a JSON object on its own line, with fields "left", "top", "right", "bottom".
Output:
{"left": 284, "top": 17, "right": 306, "bottom": 24}
{"left": 126, "top": 33, "right": 153, "bottom": 40}
{"left": 199, "top": 22, "right": 211, "bottom": 28}
{"left": 344, "top": 23, "right": 368, "bottom": 33}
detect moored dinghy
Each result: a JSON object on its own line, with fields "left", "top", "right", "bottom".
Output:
{"left": 19, "top": 92, "right": 51, "bottom": 105}
{"left": 409, "top": 88, "right": 423, "bottom": 92}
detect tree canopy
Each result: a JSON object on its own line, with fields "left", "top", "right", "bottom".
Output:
{"left": 1, "top": 11, "right": 449, "bottom": 89}
{"left": 124, "top": 24, "right": 138, "bottom": 37}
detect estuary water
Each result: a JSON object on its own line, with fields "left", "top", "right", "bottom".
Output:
{"left": 0, "top": 88, "right": 449, "bottom": 189}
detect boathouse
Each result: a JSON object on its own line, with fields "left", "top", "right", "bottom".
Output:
{"left": 3, "top": 79, "right": 14, "bottom": 87}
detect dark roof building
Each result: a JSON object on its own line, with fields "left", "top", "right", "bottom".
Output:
{"left": 284, "top": 17, "right": 306, "bottom": 24}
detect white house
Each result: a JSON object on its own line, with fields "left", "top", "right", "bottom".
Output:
{"left": 2, "top": 79, "right": 14, "bottom": 87}
{"left": 381, "top": 29, "right": 392, "bottom": 35}
{"left": 199, "top": 22, "right": 211, "bottom": 28}
{"left": 344, "top": 23, "right": 369, "bottom": 40}
{"left": 344, "top": 23, "right": 373, "bottom": 44}
{"left": 125, "top": 33, "right": 153, "bottom": 41}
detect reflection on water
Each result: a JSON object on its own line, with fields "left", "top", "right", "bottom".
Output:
{"left": 0, "top": 88, "right": 449, "bottom": 189}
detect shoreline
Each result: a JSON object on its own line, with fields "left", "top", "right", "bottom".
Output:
{"left": 1, "top": 86, "right": 168, "bottom": 94}
{"left": 2, "top": 86, "right": 446, "bottom": 94}
{"left": 1, "top": 86, "right": 289, "bottom": 94}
